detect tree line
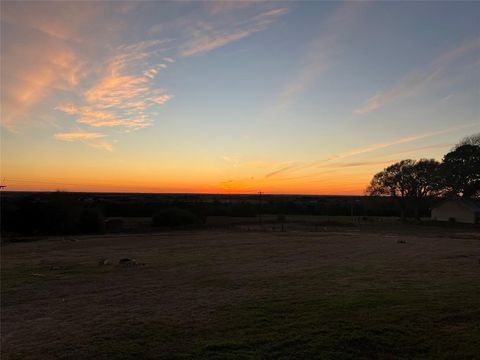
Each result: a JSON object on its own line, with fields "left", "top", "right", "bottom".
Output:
{"left": 366, "top": 133, "right": 480, "bottom": 220}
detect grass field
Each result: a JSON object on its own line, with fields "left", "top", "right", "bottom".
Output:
{"left": 2, "top": 222, "right": 480, "bottom": 359}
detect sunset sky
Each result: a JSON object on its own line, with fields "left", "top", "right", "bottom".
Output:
{"left": 1, "top": 1, "right": 479, "bottom": 194}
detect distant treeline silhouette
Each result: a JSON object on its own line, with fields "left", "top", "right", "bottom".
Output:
{"left": 2, "top": 192, "right": 105, "bottom": 236}
{"left": 2, "top": 192, "right": 427, "bottom": 236}
{"left": 2, "top": 133, "right": 478, "bottom": 236}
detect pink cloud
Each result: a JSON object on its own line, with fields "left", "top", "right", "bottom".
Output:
{"left": 54, "top": 131, "right": 106, "bottom": 141}
{"left": 54, "top": 130, "right": 113, "bottom": 151}
{"left": 56, "top": 38, "right": 174, "bottom": 132}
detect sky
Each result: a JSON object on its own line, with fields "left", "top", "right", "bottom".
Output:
{"left": 1, "top": 1, "right": 479, "bottom": 194}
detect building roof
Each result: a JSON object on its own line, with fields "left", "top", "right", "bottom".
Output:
{"left": 433, "top": 198, "right": 480, "bottom": 212}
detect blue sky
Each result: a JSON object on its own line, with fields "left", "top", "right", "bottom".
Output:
{"left": 1, "top": 1, "right": 479, "bottom": 193}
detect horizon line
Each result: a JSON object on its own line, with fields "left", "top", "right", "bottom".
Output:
{"left": 2, "top": 189, "right": 368, "bottom": 197}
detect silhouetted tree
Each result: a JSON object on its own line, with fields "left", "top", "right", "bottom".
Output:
{"left": 407, "top": 159, "right": 443, "bottom": 218}
{"left": 367, "top": 160, "right": 412, "bottom": 220}
{"left": 366, "top": 159, "right": 441, "bottom": 220}
{"left": 454, "top": 132, "right": 480, "bottom": 149}
{"left": 441, "top": 144, "right": 480, "bottom": 198}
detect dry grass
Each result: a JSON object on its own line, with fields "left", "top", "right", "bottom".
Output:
{"left": 2, "top": 225, "right": 480, "bottom": 359}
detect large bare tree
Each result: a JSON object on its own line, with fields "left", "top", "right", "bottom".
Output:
{"left": 367, "top": 159, "right": 441, "bottom": 220}
{"left": 454, "top": 132, "right": 480, "bottom": 149}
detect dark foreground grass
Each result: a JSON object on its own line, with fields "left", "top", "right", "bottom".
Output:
{"left": 2, "top": 230, "right": 480, "bottom": 359}
{"left": 64, "top": 272, "right": 480, "bottom": 360}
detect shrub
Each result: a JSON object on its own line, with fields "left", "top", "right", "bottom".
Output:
{"left": 80, "top": 208, "right": 105, "bottom": 234}
{"left": 152, "top": 208, "right": 203, "bottom": 228}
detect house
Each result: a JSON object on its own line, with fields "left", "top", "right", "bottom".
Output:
{"left": 431, "top": 199, "right": 480, "bottom": 224}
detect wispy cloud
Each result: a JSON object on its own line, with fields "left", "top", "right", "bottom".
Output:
{"left": 265, "top": 123, "right": 478, "bottom": 180}
{"left": 317, "top": 123, "right": 478, "bottom": 165}
{"left": 54, "top": 131, "right": 113, "bottom": 151}
{"left": 335, "top": 160, "right": 400, "bottom": 168}
{"left": 2, "top": 1, "right": 287, "bottom": 147}
{"left": 219, "top": 176, "right": 260, "bottom": 193}
{"left": 85, "top": 139, "right": 114, "bottom": 152}
{"left": 1, "top": 1, "right": 136, "bottom": 132}
{"left": 179, "top": 7, "right": 289, "bottom": 57}
{"left": 219, "top": 158, "right": 391, "bottom": 193}
{"left": 221, "top": 155, "right": 242, "bottom": 167}
{"left": 56, "top": 104, "right": 147, "bottom": 129}
{"left": 355, "top": 38, "right": 480, "bottom": 114}
{"left": 48, "top": 2, "right": 287, "bottom": 146}
{"left": 265, "top": 163, "right": 303, "bottom": 179}
{"left": 207, "top": 1, "right": 260, "bottom": 15}
{"left": 265, "top": 160, "right": 401, "bottom": 184}
{"left": 382, "top": 143, "right": 453, "bottom": 158}
{"left": 271, "top": 2, "right": 368, "bottom": 114}
{"left": 54, "top": 132, "right": 106, "bottom": 141}
{"left": 242, "top": 160, "right": 287, "bottom": 170}
{"left": 57, "top": 40, "right": 173, "bottom": 131}
{"left": 1, "top": 32, "right": 83, "bottom": 131}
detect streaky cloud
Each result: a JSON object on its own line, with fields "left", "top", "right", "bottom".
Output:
{"left": 269, "top": 2, "right": 368, "bottom": 115}
{"left": 54, "top": 131, "right": 113, "bottom": 151}
{"left": 265, "top": 163, "right": 303, "bottom": 179}
{"left": 54, "top": 132, "right": 106, "bottom": 140}
{"left": 319, "top": 123, "right": 478, "bottom": 164}
{"left": 208, "top": 1, "right": 259, "bottom": 15}
{"left": 382, "top": 143, "right": 454, "bottom": 158}
{"left": 265, "top": 123, "right": 478, "bottom": 180}
{"left": 179, "top": 7, "right": 289, "bottom": 57}
{"left": 57, "top": 39, "right": 174, "bottom": 132}
{"left": 1, "top": 1, "right": 141, "bottom": 131}
{"left": 354, "top": 38, "right": 480, "bottom": 115}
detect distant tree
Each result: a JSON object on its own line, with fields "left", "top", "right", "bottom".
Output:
{"left": 366, "top": 159, "right": 441, "bottom": 220}
{"left": 441, "top": 144, "right": 480, "bottom": 198}
{"left": 454, "top": 133, "right": 480, "bottom": 149}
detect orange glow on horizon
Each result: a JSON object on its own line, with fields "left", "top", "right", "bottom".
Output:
{"left": 2, "top": 173, "right": 371, "bottom": 195}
